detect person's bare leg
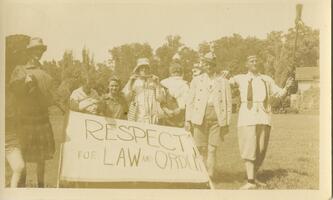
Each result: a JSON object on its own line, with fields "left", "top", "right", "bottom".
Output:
{"left": 6, "top": 148, "right": 25, "bottom": 188}
{"left": 37, "top": 160, "right": 45, "bottom": 188}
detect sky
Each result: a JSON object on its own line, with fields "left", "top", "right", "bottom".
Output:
{"left": 2, "top": 0, "right": 323, "bottom": 63}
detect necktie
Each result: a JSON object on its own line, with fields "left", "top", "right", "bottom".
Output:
{"left": 247, "top": 79, "right": 253, "bottom": 109}
{"left": 261, "top": 79, "right": 269, "bottom": 110}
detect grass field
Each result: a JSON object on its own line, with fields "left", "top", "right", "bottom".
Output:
{"left": 5, "top": 109, "right": 319, "bottom": 189}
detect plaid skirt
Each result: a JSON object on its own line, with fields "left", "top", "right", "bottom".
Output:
{"left": 5, "top": 117, "right": 20, "bottom": 153}
{"left": 18, "top": 113, "right": 55, "bottom": 162}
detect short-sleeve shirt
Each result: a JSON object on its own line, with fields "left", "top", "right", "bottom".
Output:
{"left": 230, "top": 72, "right": 286, "bottom": 127}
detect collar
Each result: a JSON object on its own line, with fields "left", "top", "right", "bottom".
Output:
{"left": 247, "top": 71, "right": 261, "bottom": 78}
{"left": 169, "top": 76, "right": 183, "bottom": 80}
{"left": 203, "top": 72, "right": 219, "bottom": 80}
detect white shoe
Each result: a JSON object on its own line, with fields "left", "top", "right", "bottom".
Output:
{"left": 239, "top": 182, "right": 257, "bottom": 190}
{"left": 255, "top": 179, "right": 267, "bottom": 187}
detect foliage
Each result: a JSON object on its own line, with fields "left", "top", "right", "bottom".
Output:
{"left": 300, "top": 86, "right": 320, "bottom": 111}
{"left": 109, "top": 43, "right": 153, "bottom": 82}
{"left": 5, "top": 23, "right": 319, "bottom": 112}
{"left": 5, "top": 34, "right": 31, "bottom": 82}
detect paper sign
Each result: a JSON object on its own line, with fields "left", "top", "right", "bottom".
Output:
{"left": 59, "top": 111, "right": 209, "bottom": 183}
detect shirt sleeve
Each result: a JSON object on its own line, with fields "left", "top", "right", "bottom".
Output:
{"left": 9, "top": 66, "right": 28, "bottom": 98}
{"left": 268, "top": 77, "right": 287, "bottom": 97}
{"left": 177, "top": 83, "right": 190, "bottom": 109}
{"left": 225, "top": 79, "right": 233, "bottom": 125}
{"left": 69, "top": 91, "right": 80, "bottom": 111}
{"left": 122, "top": 80, "right": 134, "bottom": 101}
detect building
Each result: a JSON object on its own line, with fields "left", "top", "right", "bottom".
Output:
{"left": 291, "top": 67, "right": 320, "bottom": 112}
{"left": 295, "top": 67, "right": 320, "bottom": 94}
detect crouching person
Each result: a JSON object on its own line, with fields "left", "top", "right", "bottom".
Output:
{"left": 185, "top": 52, "right": 232, "bottom": 180}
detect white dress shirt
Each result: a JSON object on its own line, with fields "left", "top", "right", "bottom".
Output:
{"left": 229, "top": 72, "right": 287, "bottom": 127}
{"left": 160, "top": 76, "right": 189, "bottom": 109}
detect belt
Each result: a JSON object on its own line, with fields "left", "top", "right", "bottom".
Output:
{"left": 207, "top": 103, "right": 215, "bottom": 107}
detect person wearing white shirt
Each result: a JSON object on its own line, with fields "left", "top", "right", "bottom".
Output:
{"left": 226, "top": 55, "right": 293, "bottom": 189}
{"left": 185, "top": 52, "right": 232, "bottom": 180}
{"left": 160, "top": 62, "right": 189, "bottom": 127}
{"left": 69, "top": 77, "right": 100, "bottom": 115}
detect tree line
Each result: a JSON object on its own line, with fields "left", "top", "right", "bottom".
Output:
{"left": 5, "top": 24, "right": 319, "bottom": 111}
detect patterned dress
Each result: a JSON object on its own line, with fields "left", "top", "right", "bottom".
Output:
{"left": 9, "top": 61, "right": 55, "bottom": 162}
{"left": 122, "top": 76, "right": 164, "bottom": 124}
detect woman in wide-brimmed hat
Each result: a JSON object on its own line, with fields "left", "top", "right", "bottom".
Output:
{"left": 9, "top": 37, "right": 55, "bottom": 188}
{"left": 122, "top": 58, "right": 165, "bottom": 124}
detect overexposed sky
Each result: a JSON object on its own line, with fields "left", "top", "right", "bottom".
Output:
{"left": 2, "top": 0, "right": 322, "bottom": 63}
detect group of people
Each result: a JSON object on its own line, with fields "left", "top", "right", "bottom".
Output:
{"left": 5, "top": 37, "right": 294, "bottom": 189}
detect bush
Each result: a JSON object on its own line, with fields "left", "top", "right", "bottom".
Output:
{"left": 300, "top": 86, "right": 319, "bottom": 111}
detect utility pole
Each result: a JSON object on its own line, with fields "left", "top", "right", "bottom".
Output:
{"left": 288, "top": 3, "right": 303, "bottom": 94}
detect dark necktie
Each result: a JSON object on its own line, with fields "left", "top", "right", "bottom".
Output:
{"left": 247, "top": 79, "right": 253, "bottom": 109}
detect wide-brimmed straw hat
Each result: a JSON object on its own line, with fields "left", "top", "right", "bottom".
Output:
{"left": 26, "top": 37, "right": 47, "bottom": 51}
{"left": 132, "top": 58, "right": 150, "bottom": 73}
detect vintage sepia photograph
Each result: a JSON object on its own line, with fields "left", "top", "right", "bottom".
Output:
{"left": 0, "top": 0, "right": 331, "bottom": 199}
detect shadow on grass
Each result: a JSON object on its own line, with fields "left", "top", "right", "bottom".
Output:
{"left": 213, "top": 170, "right": 246, "bottom": 183}
{"left": 213, "top": 168, "right": 293, "bottom": 184}
{"left": 258, "top": 169, "right": 288, "bottom": 182}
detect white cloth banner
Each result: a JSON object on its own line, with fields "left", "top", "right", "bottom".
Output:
{"left": 60, "top": 111, "right": 209, "bottom": 183}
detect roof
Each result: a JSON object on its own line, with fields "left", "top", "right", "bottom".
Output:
{"left": 295, "top": 67, "right": 319, "bottom": 81}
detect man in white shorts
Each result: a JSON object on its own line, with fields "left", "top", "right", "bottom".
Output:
{"left": 226, "top": 55, "right": 293, "bottom": 189}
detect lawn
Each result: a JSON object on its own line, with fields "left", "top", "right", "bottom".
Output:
{"left": 5, "top": 109, "right": 319, "bottom": 189}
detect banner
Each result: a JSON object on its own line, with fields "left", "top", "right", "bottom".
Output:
{"left": 59, "top": 111, "right": 209, "bottom": 184}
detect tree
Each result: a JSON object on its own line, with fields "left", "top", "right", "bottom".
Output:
{"left": 41, "top": 60, "right": 61, "bottom": 86}
{"left": 94, "top": 63, "right": 113, "bottom": 94}
{"left": 211, "top": 34, "right": 264, "bottom": 75}
{"left": 155, "top": 35, "right": 184, "bottom": 79}
{"left": 109, "top": 43, "right": 153, "bottom": 82}
{"left": 5, "top": 34, "right": 31, "bottom": 82}
{"left": 178, "top": 47, "right": 199, "bottom": 81}
{"left": 198, "top": 41, "right": 211, "bottom": 57}
{"left": 263, "top": 25, "right": 319, "bottom": 87}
